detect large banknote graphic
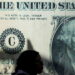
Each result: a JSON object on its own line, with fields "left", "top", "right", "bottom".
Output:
{"left": 0, "top": 0, "right": 75, "bottom": 75}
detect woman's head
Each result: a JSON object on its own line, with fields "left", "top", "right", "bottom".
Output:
{"left": 16, "top": 50, "right": 43, "bottom": 74}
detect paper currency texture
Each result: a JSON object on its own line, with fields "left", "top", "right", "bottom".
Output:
{"left": 0, "top": 0, "right": 75, "bottom": 75}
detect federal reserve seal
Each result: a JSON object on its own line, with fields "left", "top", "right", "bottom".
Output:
{"left": 0, "top": 28, "right": 25, "bottom": 54}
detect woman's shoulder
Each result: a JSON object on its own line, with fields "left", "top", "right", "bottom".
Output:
{"left": 12, "top": 73, "right": 27, "bottom": 75}
{"left": 12, "top": 70, "right": 29, "bottom": 75}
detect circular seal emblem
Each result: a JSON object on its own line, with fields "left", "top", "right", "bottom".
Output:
{"left": 0, "top": 28, "right": 25, "bottom": 54}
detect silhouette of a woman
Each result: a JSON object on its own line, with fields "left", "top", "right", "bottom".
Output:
{"left": 12, "top": 50, "right": 43, "bottom": 75}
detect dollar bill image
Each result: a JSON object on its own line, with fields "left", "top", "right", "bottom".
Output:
{"left": 0, "top": 0, "right": 75, "bottom": 75}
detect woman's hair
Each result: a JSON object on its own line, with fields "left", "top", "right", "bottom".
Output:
{"left": 15, "top": 50, "right": 39, "bottom": 72}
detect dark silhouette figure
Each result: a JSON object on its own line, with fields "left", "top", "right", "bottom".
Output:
{"left": 12, "top": 50, "right": 43, "bottom": 75}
